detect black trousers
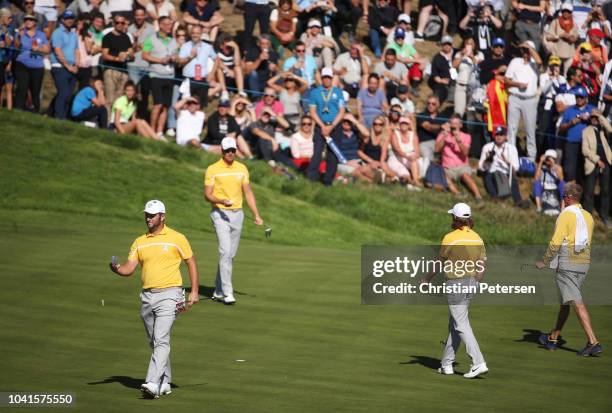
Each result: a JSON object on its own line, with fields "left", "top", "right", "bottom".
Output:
{"left": 305, "top": 129, "right": 337, "bottom": 186}
{"left": 72, "top": 106, "right": 108, "bottom": 128}
{"left": 189, "top": 78, "right": 210, "bottom": 107}
{"left": 483, "top": 171, "right": 523, "bottom": 204}
{"left": 258, "top": 139, "right": 298, "bottom": 170}
{"left": 14, "top": 62, "right": 44, "bottom": 113}
{"left": 583, "top": 163, "right": 610, "bottom": 220}
{"left": 243, "top": 3, "right": 271, "bottom": 38}
{"left": 563, "top": 142, "right": 584, "bottom": 182}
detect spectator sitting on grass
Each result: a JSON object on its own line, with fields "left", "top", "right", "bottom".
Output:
{"left": 333, "top": 42, "right": 370, "bottom": 99}
{"left": 290, "top": 114, "right": 318, "bottom": 170}
{"left": 230, "top": 96, "right": 256, "bottom": 132}
{"left": 357, "top": 114, "right": 396, "bottom": 184}
{"left": 357, "top": 73, "right": 388, "bottom": 128}
{"left": 250, "top": 107, "right": 297, "bottom": 169}
{"left": 204, "top": 99, "right": 253, "bottom": 158}
{"left": 173, "top": 95, "right": 205, "bottom": 148}
{"left": 385, "top": 115, "right": 422, "bottom": 190}
{"left": 477, "top": 126, "right": 529, "bottom": 208}
{"left": 267, "top": 72, "right": 308, "bottom": 129}
{"left": 435, "top": 114, "right": 483, "bottom": 204}
{"left": 299, "top": 19, "right": 339, "bottom": 69}
{"left": 282, "top": 41, "right": 319, "bottom": 87}
{"left": 327, "top": 112, "right": 372, "bottom": 183}
{"left": 112, "top": 80, "right": 164, "bottom": 141}
{"left": 71, "top": 77, "right": 108, "bottom": 127}
{"left": 533, "top": 149, "right": 565, "bottom": 215}
{"left": 216, "top": 34, "right": 246, "bottom": 98}
{"left": 374, "top": 48, "right": 408, "bottom": 101}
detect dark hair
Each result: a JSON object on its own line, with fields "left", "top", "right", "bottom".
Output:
{"left": 384, "top": 48, "right": 397, "bottom": 57}
{"left": 158, "top": 16, "right": 171, "bottom": 25}
{"left": 123, "top": 80, "right": 137, "bottom": 102}
{"left": 450, "top": 113, "right": 462, "bottom": 122}
{"left": 452, "top": 216, "right": 474, "bottom": 230}
{"left": 279, "top": 0, "right": 293, "bottom": 7}
{"left": 90, "top": 11, "right": 105, "bottom": 22}
{"left": 368, "top": 73, "right": 380, "bottom": 82}
{"left": 295, "top": 40, "right": 305, "bottom": 48}
{"left": 566, "top": 66, "right": 578, "bottom": 79}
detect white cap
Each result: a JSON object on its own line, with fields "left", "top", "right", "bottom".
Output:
{"left": 398, "top": 13, "right": 411, "bottom": 24}
{"left": 544, "top": 149, "right": 557, "bottom": 159}
{"left": 390, "top": 97, "right": 402, "bottom": 107}
{"left": 143, "top": 200, "right": 166, "bottom": 214}
{"left": 221, "top": 136, "right": 237, "bottom": 150}
{"left": 448, "top": 202, "right": 471, "bottom": 219}
{"left": 441, "top": 35, "right": 454, "bottom": 45}
{"left": 321, "top": 67, "right": 333, "bottom": 78}
{"left": 307, "top": 19, "right": 321, "bottom": 28}
{"left": 560, "top": 2, "right": 573, "bottom": 11}
{"left": 524, "top": 40, "right": 536, "bottom": 50}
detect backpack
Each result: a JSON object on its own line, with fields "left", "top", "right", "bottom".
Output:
{"left": 424, "top": 15, "right": 442, "bottom": 41}
{"left": 424, "top": 162, "right": 448, "bottom": 190}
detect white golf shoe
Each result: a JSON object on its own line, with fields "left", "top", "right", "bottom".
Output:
{"left": 223, "top": 294, "right": 236, "bottom": 305}
{"left": 212, "top": 291, "right": 225, "bottom": 301}
{"left": 160, "top": 383, "right": 172, "bottom": 396}
{"left": 437, "top": 365, "right": 454, "bottom": 375}
{"left": 140, "top": 382, "right": 159, "bottom": 399}
{"left": 463, "top": 363, "right": 488, "bottom": 379}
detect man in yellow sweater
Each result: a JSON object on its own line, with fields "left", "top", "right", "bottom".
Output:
{"left": 109, "top": 200, "right": 200, "bottom": 398}
{"left": 535, "top": 183, "right": 602, "bottom": 356}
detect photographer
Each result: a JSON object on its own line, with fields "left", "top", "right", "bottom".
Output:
{"left": 533, "top": 149, "right": 565, "bottom": 215}
{"left": 458, "top": 3, "right": 502, "bottom": 52}
{"left": 478, "top": 126, "right": 528, "bottom": 207}
{"left": 582, "top": 110, "right": 612, "bottom": 227}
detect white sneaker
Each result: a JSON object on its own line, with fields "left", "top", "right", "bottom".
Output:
{"left": 437, "top": 365, "right": 454, "bottom": 375}
{"left": 220, "top": 90, "right": 230, "bottom": 101}
{"left": 140, "top": 382, "right": 159, "bottom": 399}
{"left": 160, "top": 383, "right": 172, "bottom": 396}
{"left": 166, "top": 128, "right": 176, "bottom": 138}
{"left": 223, "top": 294, "right": 236, "bottom": 305}
{"left": 212, "top": 291, "right": 224, "bottom": 301}
{"left": 463, "top": 363, "right": 488, "bottom": 379}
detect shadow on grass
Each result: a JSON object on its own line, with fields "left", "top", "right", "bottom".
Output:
{"left": 185, "top": 285, "right": 252, "bottom": 298}
{"left": 87, "top": 376, "right": 196, "bottom": 390}
{"left": 516, "top": 329, "right": 577, "bottom": 352}
{"left": 399, "top": 355, "right": 442, "bottom": 370}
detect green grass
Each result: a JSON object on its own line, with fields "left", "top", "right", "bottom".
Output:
{"left": 1, "top": 111, "right": 611, "bottom": 412}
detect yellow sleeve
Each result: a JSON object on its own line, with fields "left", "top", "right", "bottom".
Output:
{"left": 128, "top": 239, "right": 139, "bottom": 261}
{"left": 242, "top": 165, "right": 250, "bottom": 185}
{"left": 543, "top": 213, "right": 569, "bottom": 264}
{"left": 177, "top": 234, "right": 193, "bottom": 260}
{"left": 439, "top": 234, "right": 450, "bottom": 258}
{"left": 204, "top": 166, "right": 214, "bottom": 187}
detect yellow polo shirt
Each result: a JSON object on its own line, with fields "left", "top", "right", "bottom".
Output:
{"left": 543, "top": 204, "right": 594, "bottom": 268}
{"left": 127, "top": 225, "right": 193, "bottom": 289}
{"left": 439, "top": 226, "right": 486, "bottom": 279}
{"left": 204, "top": 159, "right": 249, "bottom": 209}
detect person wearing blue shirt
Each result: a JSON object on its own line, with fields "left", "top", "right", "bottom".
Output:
{"left": 559, "top": 87, "right": 596, "bottom": 182}
{"left": 50, "top": 9, "right": 79, "bottom": 120}
{"left": 306, "top": 67, "right": 346, "bottom": 185}
{"left": 178, "top": 25, "right": 220, "bottom": 106}
{"left": 71, "top": 78, "right": 108, "bottom": 127}
{"left": 14, "top": 15, "right": 49, "bottom": 113}
{"left": 282, "top": 41, "right": 318, "bottom": 86}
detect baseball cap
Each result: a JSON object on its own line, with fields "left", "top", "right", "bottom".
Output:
{"left": 494, "top": 125, "right": 507, "bottom": 136}
{"left": 544, "top": 149, "right": 557, "bottom": 159}
{"left": 399, "top": 116, "right": 411, "bottom": 124}
{"left": 579, "top": 42, "right": 592, "bottom": 52}
{"left": 221, "top": 136, "right": 237, "bottom": 150}
{"left": 218, "top": 99, "right": 231, "bottom": 108}
{"left": 321, "top": 67, "right": 333, "bottom": 78}
{"left": 394, "top": 27, "right": 406, "bottom": 39}
{"left": 491, "top": 37, "right": 505, "bottom": 47}
{"left": 61, "top": 9, "right": 76, "bottom": 19}
{"left": 448, "top": 202, "right": 471, "bottom": 219}
{"left": 588, "top": 28, "right": 605, "bottom": 39}
{"left": 573, "top": 86, "right": 588, "bottom": 97}
{"left": 24, "top": 14, "right": 37, "bottom": 20}
{"left": 441, "top": 35, "right": 453, "bottom": 45}
{"left": 398, "top": 84, "right": 409, "bottom": 94}
{"left": 560, "top": 1, "right": 573, "bottom": 11}
{"left": 143, "top": 200, "right": 166, "bottom": 214}
{"left": 398, "top": 13, "right": 411, "bottom": 24}
{"left": 523, "top": 40, "right": 536, "bottom": 50}
{"left": 390, "top": 97, "right": 402, "bottom": 107}
{"left": 307, "top": 19, "right": 321, "bottom": 28}
{"left": 548, "top": 55, "right": 561, "bottom": 66}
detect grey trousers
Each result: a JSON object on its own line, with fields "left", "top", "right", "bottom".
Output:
{"left": 140, "top": 287, "right": 184, "bottom": 385}
{"left": 507, "top": 95, "right": 538, "bottom": 161}
{"left": 419, "top": 140, "right": 436, "bottom": 163}
{"left": 441, "top": 278, "right": 485, "bottom": 367}
{"left": 211, "top": 208, "right": 244, "bottom": 297}
{"left": 514, "top": 20, "right": 542, "bottom": 51}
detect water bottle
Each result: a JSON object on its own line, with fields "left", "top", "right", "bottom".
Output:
{"left": 325, "top": 136, "right": 347, "bottom": 164}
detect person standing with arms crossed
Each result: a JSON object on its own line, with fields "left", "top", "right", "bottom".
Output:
{"left": 535, "top": 183, "right": 602, "bottom": 356}
{"left": 204, "top": 137, "right": 263, "bottom": 305}
{"left": 422, "top": 202, "right": 488, "bottom": 379}
{"left": 109, "top": 200, "right": 200, "bottom": 398}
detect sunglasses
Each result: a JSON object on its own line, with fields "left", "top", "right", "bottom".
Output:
{"left": 427, "top": 102, "right": 437, "bottom": 106}
{"left": 24, "top": 1, "right": 34, "bottom": 4}
{"left": 264, "top": 94, "right": 276, "bottom": 98}
{"left": 223, "top": 148, "right": 237, "bottom": 153}
{"left": 296, "top": 49, "right": 306, "bottom": 53}
{"left": 373, "top": 122, "right": 384, "bottom": 126}
{"left": 145, "top": 213, "right": 159, "bottom": 219}
{"left": 115, "top": 21, "right": 127, "bottom": 25}
{"left": 302, "top": 122, "right": 313, "bottom": 126}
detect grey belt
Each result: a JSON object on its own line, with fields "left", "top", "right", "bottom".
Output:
{"left": 510, "top": 93, "right": 536, "bottom": 100}
{"left": 142, "top": 286, "right": 182, "bottom": 293}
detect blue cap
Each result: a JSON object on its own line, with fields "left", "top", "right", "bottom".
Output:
{"left": 492, "top": 37, "right": 505, "bottom": 47}
{"left": 573, "top": 86, "right": 588, "bottom": 98}
{"left": 61, "top": 9, "right": 76, "bottom": 19}
{"left": 494, "top": 126, "right": 507, "bottom": 136}
{"left": 394, "top": 28, "right": 406, "bottom": 39}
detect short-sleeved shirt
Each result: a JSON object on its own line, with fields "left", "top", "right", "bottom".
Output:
{"left": 283, "top": 55, "right": 318, "bottom": 85}
{"left": 112, "top": 95, "right": 136, "bottom": 123}
{"left": 309, "top": 85, "right": 345, "bottom": 124}
{"left": 386, "top": 41, "right": 417, "bottom": 61}
{"left": 561, "top": 104, "right": 596, "bottom": 143}
{"left": 179, "top": 41, "right": 217, "bottom": 78}
{"left": 102, "top": 31, "right": 133, "bottom": 70}
{"left": 334, "top": 52, "right": 371, "bottom": 85}
{"left": 436, "top": 131, "right": 471, "bottom": 168}
{"left": 186, "top": 0, "right": 219, "bottom": 22}
{"left": 204, "top": 159, "right": 250, "bottom": 210}
{"left": 16, "top": 30, "right": 48, "bottom": 68}
{"left": 439, "top": 227, "right": 486, "bottom": 279}
{"left": 374, "top": 61, "right": 408, "bottom": 83}
{"left": 71, "top": 86, "right": 96, "bottom": 117}
{"left": 357, "top": 88, "right": 387, "bottom": 126}
{"left": 146, "top": 1, "right": 176, "bottom": 17}
{"left": 128, "top": 225, "right": 193, "bottom": 289}
{"left": 417, "top": 111, "right": 445, "bottom": 143}
{"left": 245, "top": 46, "right": 278, "bottom": 80}
{"left": 50, "top": 26, "right": 78, "bottom": 65}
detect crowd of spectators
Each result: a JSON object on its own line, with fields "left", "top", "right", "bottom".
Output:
{"left": 1, "top": 0, "right": 612, "bottom": 227}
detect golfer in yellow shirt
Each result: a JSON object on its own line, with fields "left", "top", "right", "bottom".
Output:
{"left": 204, "top": 137, "right": 263, "bottom": 305}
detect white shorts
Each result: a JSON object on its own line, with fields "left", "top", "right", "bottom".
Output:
{"left": 34, "top": 5, "right": 58, "bottom": 22}
{"left": 176, "top": 135, "right": 200, "bottom": 146}
{"left": 388, "top": 156, "right": 413, "bottom": 178}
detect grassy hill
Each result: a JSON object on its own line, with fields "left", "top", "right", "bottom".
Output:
{"left": 1, "top": 111, "right": 611, "bottom": 413}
